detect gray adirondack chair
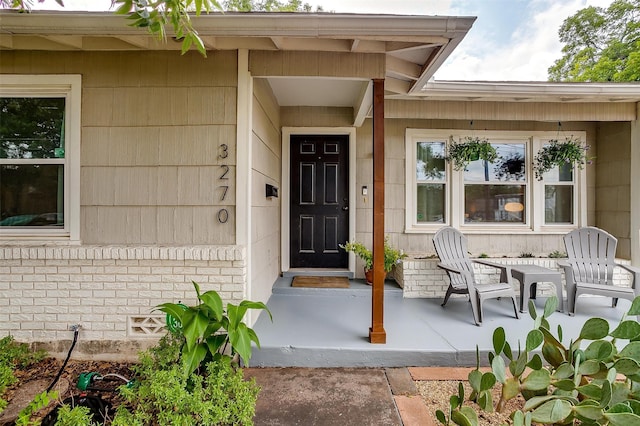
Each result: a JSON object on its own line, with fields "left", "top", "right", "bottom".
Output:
{"left": 433, "top": 227, "right": 519, "bottom": 326}
{"left": 560, "top": 226, "right": 640, "bottom": 316}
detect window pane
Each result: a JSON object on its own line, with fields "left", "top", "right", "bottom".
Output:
{"left": 417, "top": 183, "right": 445, "bottom": 223}
{"left": 545, "top": 185, "right": 573, "bottom": 223}
{"left": 416, "top": 142, "right": 445, "bottom": 181}
{"left": 0, "top": 97, "right": 65, "bottom": 159}
{"left": 464, "top": 184, "right": 525, "bottom": 223}
{"left": 0, "top": 164, "right": 64, "bottom": 227}
{"left": 542, "top": 163, "right": 573, "bottom": 182}
{"left": 464, "top": 143, "right": 526, "bottom": 182}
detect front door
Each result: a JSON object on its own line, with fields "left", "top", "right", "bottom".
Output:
{"left": 290, "top": 135, "right": 349, "bottom": 268}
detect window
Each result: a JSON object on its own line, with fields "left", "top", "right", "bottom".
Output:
{"left": 406, "top": 130, "right": 586, "bottom": 233}
{"left": 0, "top": 75, "right": 81, "bottom": 241}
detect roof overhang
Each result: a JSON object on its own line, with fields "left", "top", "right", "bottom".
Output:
{"left": 402, "top": 80, "right": 640, "bottom": 103}
{"left": 0, "top": 11, "right": 475, "bottom": 96}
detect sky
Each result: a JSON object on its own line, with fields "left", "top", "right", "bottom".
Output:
{"left": 30, "top": 0, "right": 615, "bottom": 81}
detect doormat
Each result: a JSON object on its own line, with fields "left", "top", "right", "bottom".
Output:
{"left": 291, "top": 276, "right": 350, "bottom": 288}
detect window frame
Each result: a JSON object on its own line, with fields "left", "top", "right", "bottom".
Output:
{"left": 0, "top": 75, "right": 81, "bottom": 242}
{"left": 405, "top": 129, "right": 587, "bottom": 234}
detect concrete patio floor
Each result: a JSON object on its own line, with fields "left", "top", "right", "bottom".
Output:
{"left": 250, "top": 277, "right": 634, "bottom": 368}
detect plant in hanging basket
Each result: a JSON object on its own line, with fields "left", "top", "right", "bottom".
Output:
{"left": 446, "top": 136, "right": 498, "bottom": 171}
{"left": 533, "top": 137, "right": 592, "bottom": 180}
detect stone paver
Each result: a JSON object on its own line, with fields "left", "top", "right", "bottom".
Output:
{"left": 394, "top": 395, "right": 435, "bottom": 426}
{"left": 386, "top": 367, "right": 418, "bottom": 396}
{"left": 409, "top": 366, "right": 491, "bottom": 381}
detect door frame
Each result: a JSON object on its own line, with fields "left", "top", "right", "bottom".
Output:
{"left": 281, "top": 127, "right": 357, "bottom": 274}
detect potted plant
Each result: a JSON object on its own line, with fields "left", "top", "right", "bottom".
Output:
{"left": 533, "top": 137, "right": 592, "bottom": 180}
{"left": 446, "top": 136, "right": 499, "bottom": 170}
{"left": 340, "top": 237, "right": 407, "bottom": 284}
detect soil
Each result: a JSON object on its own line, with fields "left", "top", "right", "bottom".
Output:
{"left": 416, "top": 380, "right": 526, "bottom": 425}
{"left": 1, "top": 358, "right": 135, "bottom": 425}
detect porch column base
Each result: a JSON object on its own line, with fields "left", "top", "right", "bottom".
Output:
{"left": 369, "top": 327, "right": 387, "bottom": 344}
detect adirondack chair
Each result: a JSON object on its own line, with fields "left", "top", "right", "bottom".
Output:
{"left": 433, "top": 227, "right": 519, "bottom": 326}
{"left": 560, "top": 226, "right": 640, "bottom": 316}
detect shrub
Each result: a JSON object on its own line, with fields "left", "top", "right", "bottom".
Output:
{"left": 0, "top": 336, "right": 47, "bottom": 415}
{"left": 113, "top": 334, "right": 260, "bottom": 426}
{"left": 437, "top": 296, "right": 640, "bottom": 425}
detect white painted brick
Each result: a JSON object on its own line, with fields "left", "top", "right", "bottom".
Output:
{"left": 33, "top": 331, "right": 58, "bottom": 340}
{"left": 45, "top": 306, "right": 69, "bottom": 314}
{"left": 21, "top": 322, "right": 44, "bottom": 330}
{"left": 10, "top": 298, "right": 33, "bottom": 306}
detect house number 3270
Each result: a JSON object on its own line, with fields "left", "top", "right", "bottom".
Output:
{"left": 218, "top": 144, "right": 230, "bottom": 224}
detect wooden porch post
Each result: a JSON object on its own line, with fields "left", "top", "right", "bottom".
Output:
{"left": 369, "top": 78, "right": 386, "bottom": 344}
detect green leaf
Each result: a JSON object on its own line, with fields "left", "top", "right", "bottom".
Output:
{"left": 493, "top": 327, "right": 506, "bottom": 354}
{"left": 611, "top": 321, "right": 640, "bottom": 340}
{"left": 554, "top": 379, "right": 576, "bottom": 391}
{"left": 574, "top": 404, "right": 604, "bottom": 421}
{"left": 585, "top": 340, "right": 615, "bottom": 361}
{"left": 601, "top": 380, "right": 612, "bottom": 408}
{"left": 529, "top": 302, "right": 537, "bottom": 320}
{"left": 579, "top": 359, "right": 603, "bottom": 376}
{"left": 492, "top": 355, "right": 507, "bottom": 384}
{"left": 629, "top": 297, "right": 640, "bottom": 316}
{"left": 468, "top": 369, "right": 482, "bottom": 393}
{"left": 524, "top": 395, "right": 577, "bottom": 412}
{"left": 543, "top": 296, "right": 558, "bottom": 318}
{"left": 526, "top": 329, "right": 544, "bottom": 352}
{"left": 522, "top": 369, "right": 551, "bottom": 391}
{"left": 514, "top": 352, "right": 528, "bottom": 377}
{"left": 608, "top": 403, "right": 633, "bottom": 414}
{"left": 577, "top": 383, "right": 602, "bottom": 400}
{"left": 452, "top": 406, "right": 478, "bottom": 426}
{"left": 620, "top": 342, "right": 640, "bottom": 363}
{"left": 527, "top": 354, "right": 543, "bottom": 371}
{"left": 205, "top": 334, "right": 227, "bottom": 355}
{"left": 192, "top": 280, "right": 202, "bottom": 299}
{"left": 228, "top": 322, "right": 252, "bottom": 365}
{"left": 181, "top": 33, "right": 194, "bottom": 55}
{"left": 530, "top": 399, "right": 573, "bottom": 423}
{"left": 480, "top": 372, "right": 496, "bottom": 392}
{"left": 156, "top": 302, "right": 186, "bottom": 324}
{"left": 614, "top": 358, "right": 640, "bottom": 376}
{"left": 435, "top": 410, "right": 447, "bottom": 425}
{"left": 182, "top": 342, "right": 207, "bottom": 375}
{"left": 478, "top": 391, "right": 493, "bottom": 412}
{"left": 199, "top": 290, "right": 224, "bottom": 321}
{"left": 182, "top": 310, "right": 208, "bottom": 351}
{"left": 604, "top": 412, "right": 640, "bottom": 426}
{"left": 239, "top": 300, "right": 272, "bottom": 321}
{"left": 553, "top": 363, "right": 575, "bottom": 380}
{"left": 579, "top": 318, "right": 610, "bottom": 340}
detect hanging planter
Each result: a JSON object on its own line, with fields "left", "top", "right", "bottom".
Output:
{"left": 446, "top": 136, "right": 498, "bottom": 171}
{"left": 533, "top": 137, "right": 592, "bottom": 180}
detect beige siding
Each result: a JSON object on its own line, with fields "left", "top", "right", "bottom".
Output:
{"left": 251, "top": 78, "right": 282, "bottom": 304}
{"left": 596, "top": 122, "right": 632, "bottom": 258}
{"left": 281, "top": 106, "right": 354, "bottom": 127}
{"left": 249, "top": 51, "right": 385, "bottom": 79}
{"left": 1, "top": 50, "right": 238, "bottom": 245}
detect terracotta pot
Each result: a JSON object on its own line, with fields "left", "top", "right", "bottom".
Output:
{"left": 364, "top": 268, "right": 386, "bottom": 285}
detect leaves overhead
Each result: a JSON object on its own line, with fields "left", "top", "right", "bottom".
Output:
{"left": 549, "top": 0, "right": 640, "bottom": 82}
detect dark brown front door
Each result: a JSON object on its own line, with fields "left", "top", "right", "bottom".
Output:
{"left": 290, "top": 135, "right": 349, "bottom": 268}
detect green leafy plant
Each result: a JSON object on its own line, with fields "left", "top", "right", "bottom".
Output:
{"left": 518, "top": 252, "right": 534, "bottom": 258}
{"left": 340, "top": 237, "right": 407, "bottom": 273}
{"left": 436, "top": 295, "right": 640, "bottom": 425}
{"left": 52, "top": 404, "right": 97, "bottom": 426}
{"left": 533, "top": 137, "right": 592, "bottom": 180}
{"left": 113, "top": 334, "right": 259, "bottom": 426}
{"left": 549, "top": 250, "right": 567, "bottom": 258}
{"left": 15, "top": 390, "right": 58, "bottom": 426}
{"left": 446, "top": 136, "right": 499, "bottom": 171}
{"left": 156, "top": 281, "right": 272, "bottom": 375}
{"left": 477, "top": 253, "right": 489, "bottom": 259}
{"left": 0, "top": 336, "right": 47, "bottom": 415}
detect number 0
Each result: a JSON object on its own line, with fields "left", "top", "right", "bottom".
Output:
{"left": 217, "top": 209, "right": 229, "bottom": 223}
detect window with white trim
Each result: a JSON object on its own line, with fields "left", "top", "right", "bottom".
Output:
{"left": 405, "top": 130, "right": 586, "bottom": 233}
{"left": 0, "top": 75, "right": 81, "bottom": 241}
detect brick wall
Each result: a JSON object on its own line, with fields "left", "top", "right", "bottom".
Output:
{"left": 1, "top": 245, "right": 246, "bottom": 357}
{"left": 394, "top": 257, "right": 633, "bottom": 298}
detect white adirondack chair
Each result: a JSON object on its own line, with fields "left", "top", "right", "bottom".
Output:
{"left": 560, "top": 226, "right": 640, "bottom": 316}
{"left": 433, "top": 227, "right": 519, "bottom": 326}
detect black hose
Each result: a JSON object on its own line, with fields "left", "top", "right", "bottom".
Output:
{"left": 46, "top": 327, "right": 79, "bottom": 392}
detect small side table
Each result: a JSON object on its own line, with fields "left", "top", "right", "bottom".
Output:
{"left": 510, "top": 265, "right": 564, "bottom": 313}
